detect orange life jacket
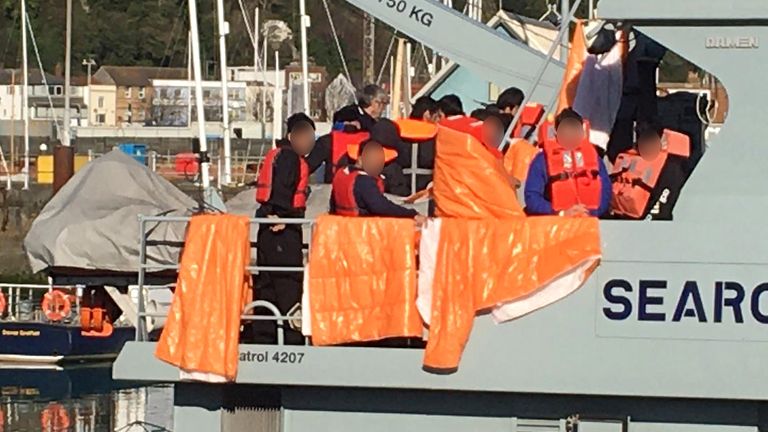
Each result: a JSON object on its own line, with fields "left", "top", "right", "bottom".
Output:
{"left": 331, "top": 167, "right": 385, "bottom": 216}
{"left": 610, "top": 129, "right": 690, "bottom": 219}
{"left": 255, "top": 147, "right": 309, "bottom": 209}
{"left": 331, "top": 130, "right": 370, "bottom": 172}
{"left": 512, "top": 103, "right": 545, "bottom": 139}
{"left": 395, "top": 118, "right": 438, "bottom": 141}
{"left": 543, "top": 137, "right": 602, "bottom": 212}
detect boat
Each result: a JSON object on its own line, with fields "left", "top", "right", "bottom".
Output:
{"left": 111, "top": 0, "right": 768, "bottom": 431}
{"left": 0, "top": 283, "right": 162, "bottom": 364}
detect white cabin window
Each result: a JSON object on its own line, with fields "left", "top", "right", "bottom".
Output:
{"left": 98, "top": 96, "right": 104, "bottom": 108}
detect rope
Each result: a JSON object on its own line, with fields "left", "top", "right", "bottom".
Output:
{"left": 26, "top": 11, "right": 62, "bottom": 139}
{"left": 377, "top": 30, "right": 398, "bottom": 85}
{"left": 321, "top": 0, "right": 353, "bottom": 84}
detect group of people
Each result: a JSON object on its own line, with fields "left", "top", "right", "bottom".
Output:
{"left": 247, "top": 84, "right": 690, "bottom": 344}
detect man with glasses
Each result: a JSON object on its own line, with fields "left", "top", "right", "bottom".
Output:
{"left": 356, "top": 84, "right": 390, "bottom": 131}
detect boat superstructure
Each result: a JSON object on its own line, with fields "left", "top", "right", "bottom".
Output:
{"left": 111, "top": 0, "right": 768, "bottom": 431}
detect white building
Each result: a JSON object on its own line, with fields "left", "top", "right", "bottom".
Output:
{"left": 149, "top": 79, "right": 248, "bottom": 127}
{"left": 0, "top": 69, "right": 88, "bottom": 127}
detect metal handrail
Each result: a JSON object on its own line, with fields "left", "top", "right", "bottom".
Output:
{"left": 135, "top": 215, "right": 314, "bottom": 343}
{"left": 0, "top": 283, "right": 78, "bottom": 322}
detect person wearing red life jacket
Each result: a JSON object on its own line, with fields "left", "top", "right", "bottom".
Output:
{"left": 610, "top": 121, "right": 688, "bottom": 220}
{"left": 524, "top": 108, "right": 612, "bottom": 217}
{"left": 251, "top": 113, "right": 316, "bottom": 345}
{"left": 331, "top": 139, "right": 425, "bottom": 223}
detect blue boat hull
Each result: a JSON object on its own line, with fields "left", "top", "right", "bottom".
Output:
{"left": 0, "top": 322, "right": 135, "bottom": 363}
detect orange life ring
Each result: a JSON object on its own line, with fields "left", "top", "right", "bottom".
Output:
{"left": 40, "top": 403, "right": 70, "bottom": 431}
{"left": 0, "top": 292, "right": 6, "bottom": 316}
{"left": 41, "top": 290, "right": 72, "bottom": 322}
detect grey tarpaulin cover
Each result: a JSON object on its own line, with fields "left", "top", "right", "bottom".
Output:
{"left": 24, "top": 150, "right": 197, "bottom": 273}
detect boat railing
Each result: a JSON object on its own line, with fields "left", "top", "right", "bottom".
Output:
{"left": 0, "top": 283, "right": 77, "bottom": 322}
{"left": 136, "top": 215, "right": 314, "bottom": 344}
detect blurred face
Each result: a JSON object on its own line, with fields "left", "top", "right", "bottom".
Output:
{"left": 482, "top": 116, "right": 505, "bottom": 148}
{"left": 368, "top": 96, "right": 390, "bottom": 119}
{"left": 359, "top": 143, "right": 386, "bottom": 177}
{"left": 555, "top": 119, "right": 584, "bottom": 150}
{"left": 288, "top": 126, "right": 316, "bottom": 156}
{"left": 637, "top": 134, "right": 663, "bottom": 160}
{"left": 422, "top": 110, "right": 439, "bottom": 123}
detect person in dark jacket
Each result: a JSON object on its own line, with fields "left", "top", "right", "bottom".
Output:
{"left": 250, "top": 113, "right": 315, "bottom": 346}
{"left": 331, "top": 139, "right": 425, "bottom": 222}
{"left": 306, "top": 106, "right": 363, "bottom": 184}
{"left": 401, "top": 97, "right": 439, "bottom": 192}
{"left": 437, "top": 94, "right": 464, "bottom": 120}
{"left": 496, "top": 87, "right": 525, "bottom": 116}
{"left": 369, "top": 119, "right": 412, "bottom": 197}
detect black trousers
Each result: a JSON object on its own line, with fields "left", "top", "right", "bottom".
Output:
{"left": 246, "top": 225, "right": 305, "bottom": 345}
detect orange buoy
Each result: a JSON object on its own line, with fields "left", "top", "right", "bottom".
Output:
{"left": 40, "top": 403, "right": 70, "bottom": 431}
{"left": 0, "top": 292, "right": 6, "bottom": 317}
{"left": 41, "top": 291, "right": 72, "bottom": 322}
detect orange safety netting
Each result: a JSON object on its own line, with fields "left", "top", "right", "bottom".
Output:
{"left": 308, "top": 215, "right": 422, "bottom": 345}
{"left": 433, "top": 125, "right": 520, "bottom": 218}
{"left": 155, "top": 214, "right": 252, "bottom": 382}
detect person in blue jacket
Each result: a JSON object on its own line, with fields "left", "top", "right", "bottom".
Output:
{"left": 524, "top": 108, "right": 612, "bottom": 217}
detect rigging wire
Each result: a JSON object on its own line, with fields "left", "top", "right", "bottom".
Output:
{"left": 320, "top": 0, "right": 353, "bottom": 84}
{"left": 236, "top": 0, "right": 265, "bottom": 73}
{"left": 25, "top": 10, "right": 62, "bottom": 139}
{"left": 376, "top": 30, "right": 398, "bottom": 85}
{"left": 160, "top": 0, "right": 187, "bottom": 66}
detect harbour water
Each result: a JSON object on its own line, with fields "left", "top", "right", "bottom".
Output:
{"left": 0, "top": 363, "right": 173, "bottom": 431}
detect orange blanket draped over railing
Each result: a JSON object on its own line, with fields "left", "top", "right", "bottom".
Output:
{"left": 421, "top": 217, "right": 600, "bottom": 372}
{"left": 308, "top": 215, "right": 422, "bottom": 345}
{"left": 155, "top": 213, "right": 252, "bottom": 382}
{"left": 421, "top": 122, "right": 602, "bottom": 372}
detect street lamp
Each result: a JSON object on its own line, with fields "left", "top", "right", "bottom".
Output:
{"left": 82, "top": 58, "right": 96, "bottom": 87}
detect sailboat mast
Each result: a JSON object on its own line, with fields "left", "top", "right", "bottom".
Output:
{"left": 298, "top": 0, "right": 310, "bottom": 114}
{"left": 215, "top": 0, "right": 232, "bottom": 185}
{"left": 21, "top": 0, "right": 29, "bottom": 189}
{"left": 62, "top": 0, "right": 72, "bottom": 146}
{"left": 188, "top": 0, "right": 211, "bottom": 188}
